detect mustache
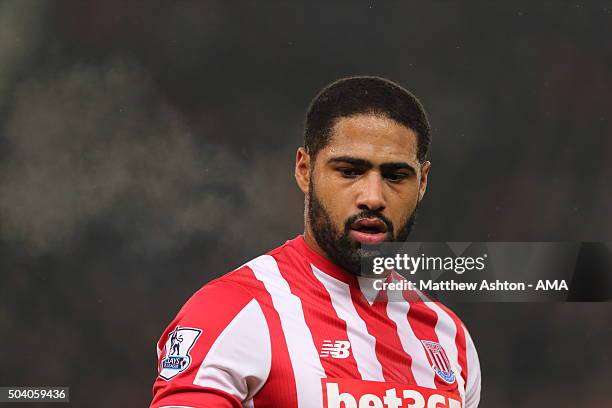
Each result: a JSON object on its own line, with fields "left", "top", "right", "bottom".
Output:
{"left": 344, "top": 210, "right": 393, "bottom": 234}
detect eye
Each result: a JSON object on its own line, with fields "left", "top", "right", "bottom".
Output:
{"left": 385, "top": 172, "right": 409, "bottom": 183}
{"left": 338, "top": 167, "right": 360, "bottom": 178}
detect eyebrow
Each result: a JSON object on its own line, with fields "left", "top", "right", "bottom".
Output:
{"left": 327, "top": 156, "right": 417, "bottom": 175}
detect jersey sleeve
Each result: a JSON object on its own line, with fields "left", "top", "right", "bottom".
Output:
{"left": 150, "top": 280, "right": 271, "bottom": 408}
{"left": 463, "top": 326, "right": 481, "bottom": 408}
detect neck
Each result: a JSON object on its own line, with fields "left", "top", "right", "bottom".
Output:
{"left": 302, "top": 226, "right": 329, "bottom": 260}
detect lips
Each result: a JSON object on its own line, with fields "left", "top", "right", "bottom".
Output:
{"left": 349, "top": 218, "right": 388, "bottom": 244}
{"left": 351, "top": 218, "right": 387, "bottom": 234}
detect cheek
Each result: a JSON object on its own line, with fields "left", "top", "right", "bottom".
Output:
{"left": 314, "top": 174, "right": 355, "bottom": 226}
{"left": 323, "top": 191, "right": 353, "bottom": 227}
{"left": 386, "top": 188, "right": 419, "bottom": 225}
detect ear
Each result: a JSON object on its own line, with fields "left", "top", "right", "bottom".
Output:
{"left": 295, "top": 147, "right": 311, "bottom": 194}
{"left": 418, "top": 161, "right": 431, "bottom": 202}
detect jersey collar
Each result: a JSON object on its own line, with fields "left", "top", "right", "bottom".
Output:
{"left": 287, "top": 234, "right": 358, "bottom": 286}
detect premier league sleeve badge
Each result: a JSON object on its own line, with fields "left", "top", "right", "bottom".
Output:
{"left": 159, "top": 326, "right": 202, "bottom": 380}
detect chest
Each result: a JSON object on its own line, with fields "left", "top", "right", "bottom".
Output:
{"left": 266, "top": 299, "right": 465, "bottom": 407}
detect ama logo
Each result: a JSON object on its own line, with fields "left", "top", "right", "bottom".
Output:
{"left": 420, "top": 340, "right": 456, "bottom": 384}
{"left": 159, "top": 326, "right": 202, "bottom": 380}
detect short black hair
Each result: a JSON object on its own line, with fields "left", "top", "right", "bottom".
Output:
{"left": 304, "top": 76, "right": 431, "bottom": 163}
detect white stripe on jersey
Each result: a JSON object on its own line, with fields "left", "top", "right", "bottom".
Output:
{"left": 248, "top": 255, "right": 325, "bottom": 408}
{"left": 416, "top": 290, "right": 466, "bottom": 401}
{"left": 193, "top": 299, "right": 271, "bottom": 401}
{"left": 385, "top": 292, "right": 437, "bottom": 388}
{"left": 311, "top": 265, "right": 385, "bottom": 382}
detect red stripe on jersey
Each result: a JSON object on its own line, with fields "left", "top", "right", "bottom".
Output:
{"left": 271, "top": 248, "right": 362, "bottom": 380}
{"left": 349, "top": 285, "right": 416, "bottom": 385}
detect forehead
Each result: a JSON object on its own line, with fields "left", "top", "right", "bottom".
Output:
{"left": 322, "top": 114, "right": 418, "bottom": 163}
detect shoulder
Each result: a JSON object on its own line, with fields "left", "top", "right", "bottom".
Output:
{"left": 202, "top": 239, "right": 298, "bottom": 293}
{"left": 178, "top": 242, "right": 292, "bottom": 317}
{"left": 152, "top": 267, "right": 273, "bottom": 407}
{"left": 176, "top": 273, "right": 255, "bottom": 322}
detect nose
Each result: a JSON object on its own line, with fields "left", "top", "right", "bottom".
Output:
{"left": 356, "top": 172, "right": 386, "bottom": 212}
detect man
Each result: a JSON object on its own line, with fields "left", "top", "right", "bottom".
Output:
{"left": 150, "top": 76, "right": 481, "bottom": 407}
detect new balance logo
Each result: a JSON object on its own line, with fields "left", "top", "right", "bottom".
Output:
{"left": 320, "top": 340, "right": 351, "bottom": 358}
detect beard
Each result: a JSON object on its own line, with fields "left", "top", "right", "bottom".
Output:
{"left": 307, "top": 178, "right": 418, "bottom": 275}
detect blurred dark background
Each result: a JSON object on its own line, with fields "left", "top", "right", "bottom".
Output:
{"left": 0, "top": 1, "right": 610, "bottom": 406}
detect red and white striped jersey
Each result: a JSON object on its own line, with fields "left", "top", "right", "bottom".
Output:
{"left": 151, "top": 235, "right": 481, "bottom": 408}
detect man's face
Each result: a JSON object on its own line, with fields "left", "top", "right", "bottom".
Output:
{"left": 299, "top": 113, "right": 430, "bottom": 274}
